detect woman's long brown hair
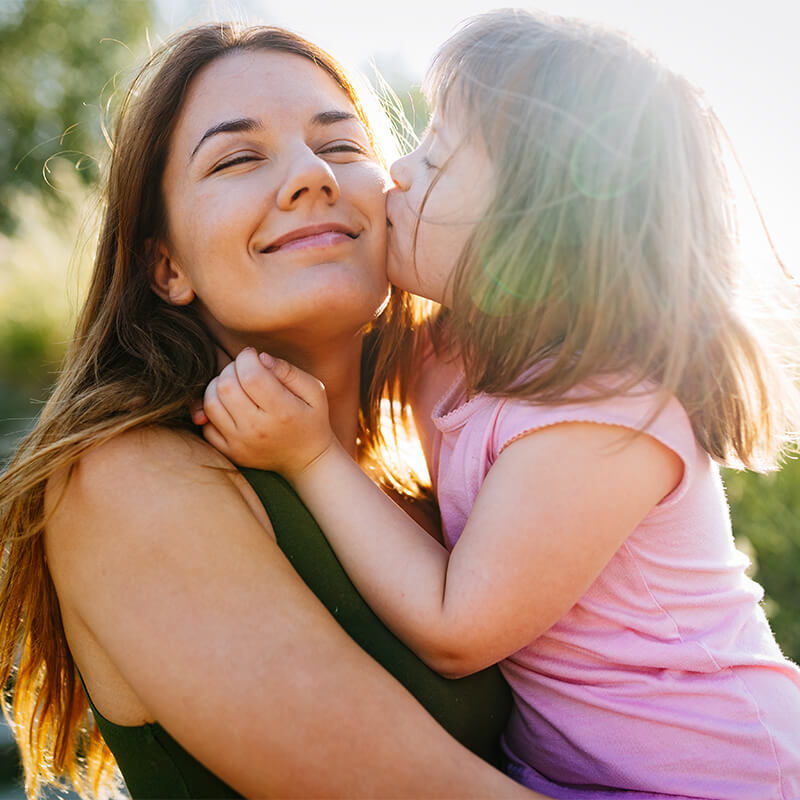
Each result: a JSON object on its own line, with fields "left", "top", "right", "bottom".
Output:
{"left": 0, "top": 23, "right": 416, "bottom": 798}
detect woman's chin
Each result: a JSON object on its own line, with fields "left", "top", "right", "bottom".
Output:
{"left": 306, "top": 265, "right": 390, "bottom": 320}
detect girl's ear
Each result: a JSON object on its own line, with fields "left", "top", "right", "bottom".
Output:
{"left": 150, "top": 240, "right": 195, "bottom": 306}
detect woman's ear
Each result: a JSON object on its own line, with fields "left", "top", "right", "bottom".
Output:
{"left": 150, "top": 240, "right": 195, "bottom": 306}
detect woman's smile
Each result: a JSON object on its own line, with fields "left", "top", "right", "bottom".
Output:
{"left": 261, "top": 222, "right": 360, "bottom": 254}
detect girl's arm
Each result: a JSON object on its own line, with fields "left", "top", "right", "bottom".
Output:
{"left": 200, "top": 350, "right": 682, "bottom": 679}
{"left": 44, "top": 426, "right": 540, "bottom": 798}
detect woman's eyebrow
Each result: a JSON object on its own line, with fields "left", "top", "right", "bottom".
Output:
{"left": 310, "top": 110, "right": 359, "bottom": 127}
{"left": 190, "top": 117, "right": 262, "bottom": 160}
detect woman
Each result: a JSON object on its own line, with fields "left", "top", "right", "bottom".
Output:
{"left": 0, "top": 24, "right": 542, "bottom": 799}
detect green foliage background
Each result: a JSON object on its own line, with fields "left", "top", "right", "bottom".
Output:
{"left": 723, "top": 465, "right": 800, "bottom": 661}
{"left": 0, "top": 0, "right": 155, "bottom": 456}
{"left": 0, "top": 0, "right": 152, "bottom": 233}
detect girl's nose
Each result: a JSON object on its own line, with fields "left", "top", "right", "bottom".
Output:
{"left": 277, "top": 151, "right": 340, "bottom": 209}
{"left": 389, "top": 153, "right": 413, "bottom": 191}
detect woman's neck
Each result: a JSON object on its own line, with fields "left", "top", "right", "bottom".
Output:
{"left": 291, "top": 341, "right": 362, "bottom": 460}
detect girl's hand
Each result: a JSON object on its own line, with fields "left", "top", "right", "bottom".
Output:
{"left": 197, "top": 347, "right": 336, "bottom": 477}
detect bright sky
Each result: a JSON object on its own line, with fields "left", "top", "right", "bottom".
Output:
{"left": 155, "top": 0, "right": 799, "bottom": 277}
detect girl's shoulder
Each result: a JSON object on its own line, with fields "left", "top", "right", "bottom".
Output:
{"left": 489, "top": 378, "right": 703, "bottom": 500}
{"left": 494, "top": 374, "right": 691, "bottom": 438}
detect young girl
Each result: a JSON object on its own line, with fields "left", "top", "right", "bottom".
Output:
{"left": 196, "top": 10, "right": 800, "bottom": 799}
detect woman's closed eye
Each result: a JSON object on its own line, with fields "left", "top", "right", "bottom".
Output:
{"left": 422, "top": 155, "right": 438, "bottom": 171}
{"left": 210, "top": 152, "right": 262, "bottom": 173}
{"left": 318, "top": 140, "right": 368, "bottom": 159}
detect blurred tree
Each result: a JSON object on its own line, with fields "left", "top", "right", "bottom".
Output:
{"left": 724, "top": 464, "right": 800, "bottom": 664}
{"left": 0, "top": 0, "right": 153, "bottom": 234}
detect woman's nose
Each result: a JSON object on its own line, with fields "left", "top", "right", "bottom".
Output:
{"left": 389, "top": 153, "right": 412, "bottom": 190}
{"left": 277, "top": 151, "right": 340, "bottom": 209}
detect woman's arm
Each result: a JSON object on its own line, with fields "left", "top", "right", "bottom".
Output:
{"left": 44, "top": 426, "right": 539, "bottom": 798}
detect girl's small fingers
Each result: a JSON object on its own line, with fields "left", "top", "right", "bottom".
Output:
{"left": 234, "top": 348, "right": 300, "bottom": 410}
{"left": 200, "top": 421, "right": 230, "bottom": 456}
{"left": 203, "top": 377, "right": 236, "bottom": 432}
{"left": 215, "top": 359, "right": 263, "bottom": 426}
{"left": 262, "top": 354, "right": 327, "bottom": 408}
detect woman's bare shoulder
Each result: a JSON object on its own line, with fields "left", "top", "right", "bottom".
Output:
{"left": 48, "top": 425, "right": 243, "bottom": 506}
{"left": 45, "top": 425, "right": 272, "bottom": 569}
{"left": 51, "top": 425, "right": 228, "bottom": 490}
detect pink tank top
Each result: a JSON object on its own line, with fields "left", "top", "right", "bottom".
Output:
{"left": 412, "top": 355, "right": 800, "bottom": 800}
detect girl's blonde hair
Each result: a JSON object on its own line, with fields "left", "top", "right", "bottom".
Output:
{"left": 0, "top": 23, "right": 419, "bottom": 798}
{"left": 410, "top": 9, "right": 799, "bottom": 470}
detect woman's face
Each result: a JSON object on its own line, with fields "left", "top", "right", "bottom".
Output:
{"left": 156, "top": 50, "right": 390, "bottom": 356}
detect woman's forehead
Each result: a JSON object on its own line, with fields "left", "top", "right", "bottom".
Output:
{"left": 175, "top": 49, "right": 355, "bottom": 140}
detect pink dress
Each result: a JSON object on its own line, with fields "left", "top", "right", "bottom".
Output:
{"left": 411, "top": 354, "right": 800, "bottom": 800}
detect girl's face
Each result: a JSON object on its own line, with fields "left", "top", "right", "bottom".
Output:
{"left": 156, "top": 50, "right": 390, "bottom": 356}
{"left": 385, "top": 99, "right": 494, "bottom": 306}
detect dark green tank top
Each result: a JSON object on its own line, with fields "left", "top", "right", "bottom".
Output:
{"left": 87, "top": 470, "right": 512, "bottom": 798}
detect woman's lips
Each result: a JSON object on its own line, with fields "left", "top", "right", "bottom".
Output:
{"left": 271, "top": 230, "right": 355, "bottom": 253}
{"left": 262, "top": 223, "right": 359, "bottom": 253}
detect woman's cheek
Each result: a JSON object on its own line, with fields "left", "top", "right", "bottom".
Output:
{"left": 359, "top": 165, "right": 392, "bottom": 221}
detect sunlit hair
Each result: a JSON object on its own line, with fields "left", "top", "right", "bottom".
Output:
{"left": 407, "top": 8, "right": 799, "bottom": 470}
{"left": 0, "top": 22, "right": 420, "bottom": 798}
